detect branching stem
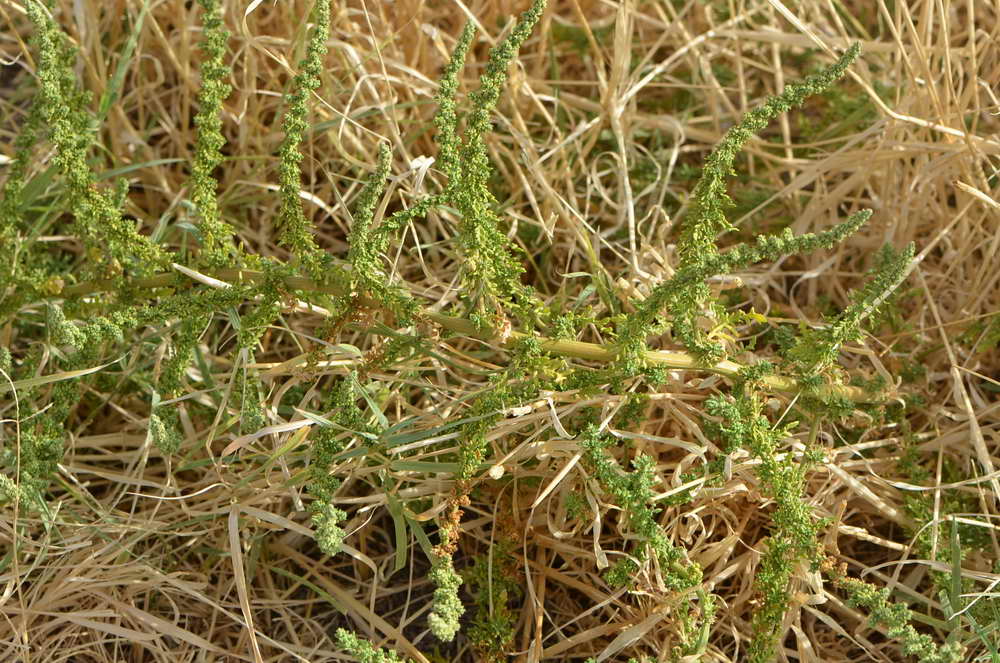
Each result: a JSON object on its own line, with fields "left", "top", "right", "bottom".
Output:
{"left": 49, "top": 267, "right": 887, "bottom": 403}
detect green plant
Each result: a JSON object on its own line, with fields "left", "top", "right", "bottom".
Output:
{"left": 26, "top": 2, "right": 169, "bottom": 280}
{"left": 830, "top": 567, "right": 966, "bottom": 663}
{"left": 0, "top": 0, "right": 969, "bottom": 660}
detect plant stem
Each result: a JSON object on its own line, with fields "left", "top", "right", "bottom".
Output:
{"left": 53, "top": 267, "right": 886, "bottom": 403}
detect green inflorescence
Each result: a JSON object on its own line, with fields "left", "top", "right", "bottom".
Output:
{"left": 579, "top": 420, "right": 702, "bottom": 591}
{"left": 784, "top": 242, "right": 915, "bottom": 379}
{"left": 346, "top": 144, "right": 419, "bottom": 323}
{"left": 0, "top": 103, "right": 49, "bottom": 320}
{"left": 334, "top": 628, "right": 411, "bottom": 663}
{"left": 705, "top": 379, "right": 822, "bottom": 663}
{"left": 427, "top": 553, "right": 464, "bottom": 642}
{"left": 435, "top": 0, "right": 547, "bottom": 330}
{"left": 25, "top": 0, "right": 169, "bottom": 279}
{"left": 149, "top": 410, "right": 183, "bottom": 456}
{"left": 190, "top": 0, "right": 237, "bottom": 268}
{"left": 306, "top": 374, "right": 374, "bottom": 556}
{"left": 617, "top": 207, "right": 873, "bottom": 374}
{"left": 576, "top": 401, "right": 715, "bottom": 657}
{"left": 834, "top": 573, "right": 965, "bottom": 663}
{"left": 159, "top": 314, "right": 211, "bottom": 398}
{"left": 275, "top": 0, "right": 332, "bottom": 279}
{"left": 464, "top": 540, "right": 522, "bottom": 662}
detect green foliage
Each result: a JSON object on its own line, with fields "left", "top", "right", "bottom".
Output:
{"left": 0, "top": 103, "right": 49, "bottom": 319}
{"left": 0, "top": 473, "right": 28, "bottom": 506}
{"left": 958, "top": 312, "right": 1000, "bottom": 355}
{"left": 346, "top": 144, "right": 418, "bottom": 322}
{"left": 578, "top": 409, "right": 715, "bottom": 657}
{"left": 160, "top": 314, "right": 210, "bottom": 397}
{"left": 676, "top": 591, "right": 717, "bottom": 659}
{"left": 347, "top": 144, "right": 392, "bottom": 280}
{"left": 432, "top": 23, "right": 475, "bottom": 184}
{"left": 464, "top": 540, "right": 521, "bottom": 662}
{"left": 149, "top": 410, "right": 183, "bottom": 456}
{"left": 311, "top": 500, "right": 347, "bottom": 557}
{"left": 1, "top": 3, "right": 958, "bottom": 660}
{"left": 835, "top": 574, "right": 965, "bottom": 663}
{"left": 785, "top": 242, "right": 914, "bottom": 379}
{"left": 617, "top": 208, "right": 873, "bottom": 373}
{"left": 236, "top": 359, "right": 265, "bottom": 436}
{"left": 579, "top": 420, "right": 702, "bottom": 591}
{"left": 436, "top": 0, "right": 547, "bottom": 329}
{"left": 563, "top": 490, "right": 587, "bottom": 520}
{"left": 22, "top": 283, "right": 251, "bottom": 491}
{"left": 704, "top": 361, "right": 968, "bottom": 663}
{"left": 705, "top": 383, "right": 824, "bottom": 662}
{"left": 306, "top": 374, "right": 374, "bottom": 556}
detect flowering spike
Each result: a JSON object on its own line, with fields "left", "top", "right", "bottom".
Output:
{"left": 190, "top": 0, "right": 237, "bottom": 268}
{"left": 276, "top": 0, "right": 331, "bottom": 278}
{"left": 433, "top": 22, "right": 476, "bottom": 182}
{"left": 445, "top": 0, "right": 547, "bottom": 327}
{"left": 680, "top": 44, "right": 861, "bottom": 267}
{"left": 25, "top": 0, "right": 169, "bottom": 277}
{"left": 785, "top": 240, "right": 914, "bottom": 378}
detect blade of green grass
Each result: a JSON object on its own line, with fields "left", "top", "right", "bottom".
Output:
{"left": 97, "top": 0, "right": 151, "bottom": 123}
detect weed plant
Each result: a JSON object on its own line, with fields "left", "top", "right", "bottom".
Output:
{"left": 0, "top": 0, "right": 993, "bottom": 661}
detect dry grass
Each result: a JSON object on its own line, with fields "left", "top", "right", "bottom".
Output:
{"left": 1, "top": 0, "right": 999, "bottom": 661}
